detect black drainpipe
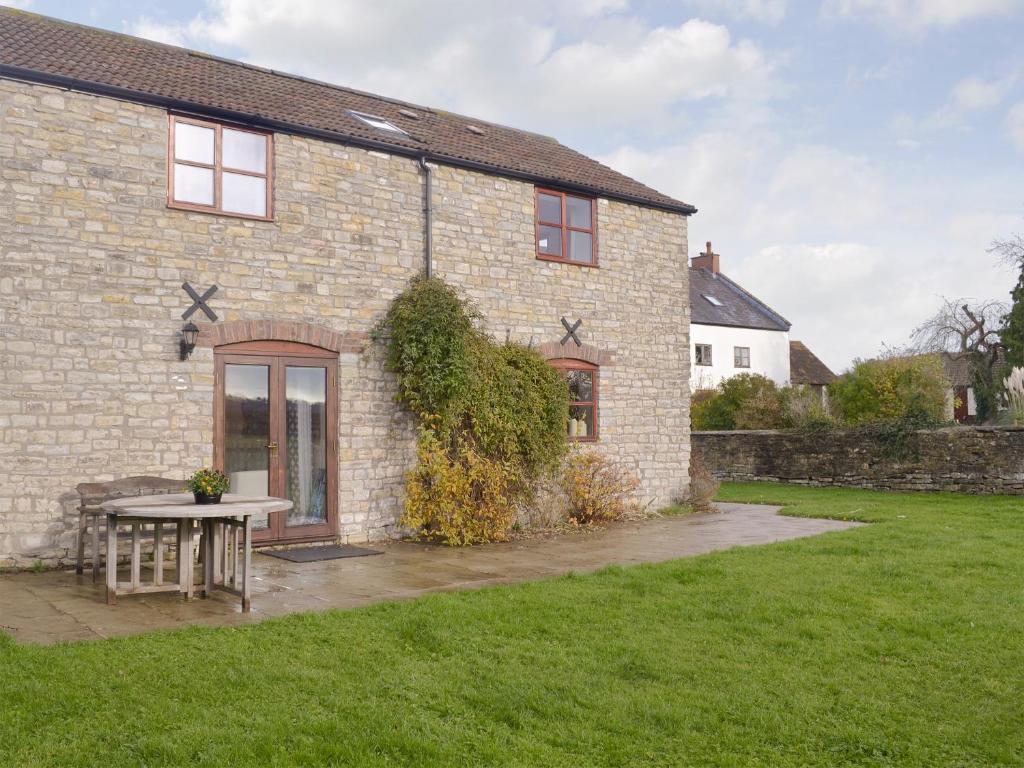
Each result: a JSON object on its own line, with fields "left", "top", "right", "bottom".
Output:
{"left": 419, "top": 156, "right": 433, "bottom": 278}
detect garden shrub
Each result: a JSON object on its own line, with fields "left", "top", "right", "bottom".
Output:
{"left": 828, "top": 354, "right": 948, "bottom": 425}
{"left": 563, "top": 449, "right": 640, "bottom": 524}
{"left": 692, "top": 374, "right": 786, "bottom": 430}
{"left": 403, "top": 432, "right": 520, "bottom": 546}
{"left": 377, "top": 276, "right": 569, "bottom": 544}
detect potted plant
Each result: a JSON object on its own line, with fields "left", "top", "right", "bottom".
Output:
{"left": 186, "top": 468, "right": 230, "bottom": 505}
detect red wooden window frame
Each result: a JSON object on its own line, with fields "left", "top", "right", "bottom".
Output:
{"left": 168, "top": 114, "right": 274, "bottom": 221}
{"left": 535, "top": 188, "right": 598, "bottom": 267}
{"left": 550, "top": 359, "right": 599, "bottom": 442}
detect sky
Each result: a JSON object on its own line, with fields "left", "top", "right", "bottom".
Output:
{"left": 8, "top": 0, "right": 1024, "bottom": 371}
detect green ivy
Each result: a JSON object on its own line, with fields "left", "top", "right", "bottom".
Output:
{"left": 376, "top": 276, "right": 569, "bottom": 544}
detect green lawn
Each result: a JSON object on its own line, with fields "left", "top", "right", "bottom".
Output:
{"left": 2, "top": 483, "right": 1023, "bottom": 767}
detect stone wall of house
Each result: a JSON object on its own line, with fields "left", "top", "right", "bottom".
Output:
{"left": 0, "top": 78, "right": 691, "bottom": 566}
{"left": 693, "top": 427, "right": 1024, "bottom": 494}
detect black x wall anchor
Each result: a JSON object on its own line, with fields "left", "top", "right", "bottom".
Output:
{"left": 560, "top": 317, "right": 583, "bottom": 346}
{"left": 181, "top": 283, "right": 219, "bottom": 322}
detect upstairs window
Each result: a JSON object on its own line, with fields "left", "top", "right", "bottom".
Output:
{"left": 169, "top": 115, "right": 272, "bottom": 220}
{"left": 536, "top": 188, "right": 597, "bottom": 266}
{"left": 734, "top": 346, "right": 751, "bottom": 368}
{"left": 695, "top": 344, "right": 712, "bottom": 366}
{"left": 550, "top": 359, "right": 598, "bottom": 441}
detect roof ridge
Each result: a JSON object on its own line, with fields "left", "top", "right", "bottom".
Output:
{"left": 3, "top": 7, "right": 562, "bottom": 143}
{"left": 0, "top": 7, "right": 696, "bottom": 214}
{"left": 713, "top": 271, "right": 792, "bottom": 331}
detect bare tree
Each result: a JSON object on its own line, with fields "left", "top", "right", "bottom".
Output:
{"left": 911, "top": 298, "right": 1008, "bottom": 421}
{"left": 990, "top": 235, "right": 1024, "bottom": 269}
{"left": 910, "top": 298, "right": 1007, "bottom": 356}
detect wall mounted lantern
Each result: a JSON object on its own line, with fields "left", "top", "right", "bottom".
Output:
{"left": 179, "top": 322, "right": 200, "bottom": 361}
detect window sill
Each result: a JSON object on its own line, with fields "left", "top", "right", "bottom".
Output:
{"left": 569, "top": 436, "right": 599, "bottom": 443}
{"left": 536, "top": 253, "right": 599, "bottom": 268}
{"left": 168, "top": 202, "right": 274, "bottom": 223}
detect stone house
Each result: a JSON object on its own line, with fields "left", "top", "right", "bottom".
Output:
{"left": 0, "top": 9, "right": 696, "bottom": 566}
{"left": 689, "top": 241, "right": 833, "bottom": 392}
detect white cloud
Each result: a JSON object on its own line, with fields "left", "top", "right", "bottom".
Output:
{"left": 127, "top": 1, "right": 777, "bottom": 137}
{"left": 1005, "top": 102, "right": 1024, "bottom": 152}
{"left": 1, "top": 0, "right": 34, "bottom": 8}
{"left": 891, "top": 74, "right": 1016, "bottom": 147}
{"left": 826, "top": 0, "right": 1017, "bottom": 28}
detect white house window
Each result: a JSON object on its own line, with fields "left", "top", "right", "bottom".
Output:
{"left": 695, "top": 344, "right": 712, "bottom": 366}
{"left": 349, "top": 111, "right": 407, "bottom": 135}
{"left": 169, "top": 115, "right": 272, "bottom": 220}
{"left": 734, "top": 346, "right": 751, "bottom": 368}
{"left": 703, "top": 294, "right": 724, "bottom": 307}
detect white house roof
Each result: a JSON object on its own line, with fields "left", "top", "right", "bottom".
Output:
{"left": 689, "top": 267, "right": 791, "bottom": 332}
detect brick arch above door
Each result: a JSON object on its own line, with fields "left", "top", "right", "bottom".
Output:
{"left": 537, "top": 340, "right": 615, "bottom": 367}
{"left": 198, "top": 320, "right": 367, "bottom": 354}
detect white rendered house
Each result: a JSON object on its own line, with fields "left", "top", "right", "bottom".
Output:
{"left": 689, "top": 243, "right": 833, "bottom": 392}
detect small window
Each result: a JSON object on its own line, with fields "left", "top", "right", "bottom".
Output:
{"left": 169, "top": 115, "right": 272, "bottom": 220}
{"left": 349, "top": 111, "right": 407, "bottom": 135}
{"left": 536, "top": 188, "right": 597, "bottom": 266}
{"left": 734, "top": 346, "right": 750, "bottom": 368}
{"left": 703, "top": 294, "right": 724, "bottom": 307}
{"left": 695, "top": 344, "right": 713, "bottom": 366}
{"left": 550, "top": 360, "right": 598, "bottom": 441}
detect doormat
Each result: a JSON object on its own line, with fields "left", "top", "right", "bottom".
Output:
{"left": 262, "top": 545, "right": 383, "bottom": 563}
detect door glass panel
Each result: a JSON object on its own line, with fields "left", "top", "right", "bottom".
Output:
{"left": 285, "top": 366, "right": 328, "bottom": 527}
{"left": 224, "top": 364, "right": 270, "bottom": 530}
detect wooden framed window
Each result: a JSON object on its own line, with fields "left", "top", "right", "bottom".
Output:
{"left": 535, "top": 188, "right": 597, "bottom": 266}
{"left": 550, "top": 359, "right": 598, "bottom": 441}
{"left": 734, "top": 346, "right": 750, "bottom": 368}
{"left": 695, "top": 344, "right": 713, "bottom": 366}
{"left": 168, "top": 115, "right": 273, "bottom": 220}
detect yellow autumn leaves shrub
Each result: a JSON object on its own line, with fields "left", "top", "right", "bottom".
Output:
{"left": 403, "top": 433, "right": 520, "bottom": 545}
{"left": 563, "top": 449, "right": 640, "bottom": 525}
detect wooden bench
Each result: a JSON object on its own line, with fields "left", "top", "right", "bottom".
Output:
{"left": 75, "top": 476, "right": 188, "bottom": 582}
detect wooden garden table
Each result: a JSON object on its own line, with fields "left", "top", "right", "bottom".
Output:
{"left": 99, "top": 493, "right": 292, "bottom": 612}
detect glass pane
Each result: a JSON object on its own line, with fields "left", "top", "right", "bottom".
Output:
{"left": 568, "top": 230, "right": 593, "bottom": 263}
{"left": 566, "top": 196, "right": 592, "bottom": 228}
{"left": 174, "top": 122, "right": 214, "bottom": 164}
{"left": 222, "top": 172, "right": 267, "bottom": 217}
{"left": 538, "top": 224, "right": 562, "bottom": 256}
{"left": 538, "top": 193, "right": 562, "bottom": 224}
{"left": 568, "top": 405, "right": 594, "bottom": 439}
{"left": 566, "top": 369, "right": 593, "bottom": 402}
{"left": 223, "top": 128, "right": 267, "bottom": 173}
{"left": 224, "top": 364, "right": 270, "bottom": 530}
{"left": 173, "top": 163, "right": 214, "bottom": 206}
{"left": 285, "top": 366, "right": 328, "bottom": 528}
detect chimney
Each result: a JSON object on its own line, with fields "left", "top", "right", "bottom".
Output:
{"left": 691, "top": 241, "right": 720, "bottom": 274}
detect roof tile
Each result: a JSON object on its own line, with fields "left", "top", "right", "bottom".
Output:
{"left": 0, "top": 8, "right": 695, "bottom": 214}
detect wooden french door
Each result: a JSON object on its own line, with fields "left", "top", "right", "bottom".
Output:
{"left": 213, "top": 341, "right": 338, "bottom": 544}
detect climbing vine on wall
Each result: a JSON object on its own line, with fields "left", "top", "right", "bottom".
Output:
{"left": 376, "top": 276, "right": 569, "bottom": 544}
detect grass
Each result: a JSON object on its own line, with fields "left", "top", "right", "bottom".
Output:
{"left": 2, "top": 483, "right": 1023, "bottom": 766}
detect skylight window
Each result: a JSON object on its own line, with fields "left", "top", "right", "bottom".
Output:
{"left": 703, "top": 294, "right": 724, "bottom": 307}
{"left": 349, "top": 111, "right": 407, "bottom": 136}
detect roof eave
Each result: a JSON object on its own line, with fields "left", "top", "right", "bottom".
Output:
{"left": 0, "top": 63, "right": 698, "bottom": 217}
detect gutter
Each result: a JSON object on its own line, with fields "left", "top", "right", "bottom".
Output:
{"left": 0, "top": 64, "right": 698, "bottom": 217}
{"left": 419, "top": 157, "right": 433, "bottom": 278}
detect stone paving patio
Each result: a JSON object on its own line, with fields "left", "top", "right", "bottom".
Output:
{"left": 0, "top": 503, "right": 860, "bottom": 645}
